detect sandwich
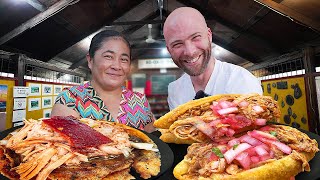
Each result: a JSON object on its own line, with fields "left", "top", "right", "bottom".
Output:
{"left": 0, "top": 116, "right": 161, "bottom": 180}
{"left": 154, "top": 94, "right": 281, "bottom": 144}
{"left": 173, "top": 125, "right": 319, "bottom": 180}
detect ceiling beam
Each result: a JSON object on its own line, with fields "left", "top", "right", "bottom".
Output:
{"left": 0, "top": 0, "right": 77, "bottom": 46}
{"left": 212, "top": 36, "right": 259, "bottom": 63}
{"left": 23, "top": 55, "right": 85, "bottom": 77}
{"left": 24, "top": 0, "right": 46, "bottom": 11}
{"left": 69, "top": 56, "right": 87, "bottom": 70}
{"left": 254, "top": 0, "right": 320, "bottom": 33}
{"left": 229, "top": 6, "right": 271, "bottom": 43}
{"left": 247, "top": 50, "right": 302, "bottom": 71}
{"left": 131, "top": 42, "right": 166, "bottom": 50}
{"left": 113, "top": 10, "right": 161, "bottom": 36}
{"left": 111, "top": 20, "right": 163, "bottom": 26}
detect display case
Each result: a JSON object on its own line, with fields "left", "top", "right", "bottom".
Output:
{"left": 147, "top": 95, "right": 169, "bottom": 119}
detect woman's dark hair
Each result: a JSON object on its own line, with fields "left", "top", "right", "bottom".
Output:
{"left": 88, "top": 30, "right": 131, "bottom": 58}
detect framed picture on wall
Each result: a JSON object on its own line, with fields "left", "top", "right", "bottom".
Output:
{"left": 12, "top": 109, "right": 26, "bottom": 122}
{"left": 28, "top": 98, "right": 41, "bottom": 111}
{"left": 42, "top": 97, "right": 53, "bottom": 109}
{"left": 42, "top": 84, "right": 53, "bottom": 96}
{"left": 54, "top": 85, "right": 63, "bottom": 95}
{"left": 13, "top": 98, "right": 27, "bottom": 110}
{"left": 43, "top": 108, "right": 52, "bottom": 118}
{"left": 0, "top": 84, "right": 8, "bottom": 111}
{"left": 28, "top": 83, "right": 41, "bottom": 96}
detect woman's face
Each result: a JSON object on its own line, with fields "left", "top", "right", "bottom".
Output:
{"left": 87, "top": 37, "right": 131, "bottom": 90}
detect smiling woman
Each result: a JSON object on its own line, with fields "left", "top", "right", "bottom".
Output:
{"left": 51, "top": 30, "right": 155, "bottom": 133}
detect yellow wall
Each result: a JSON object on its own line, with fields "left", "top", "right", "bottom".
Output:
{"left": 262, "top": 76, "right": 309, "bottom": 130}
{"left": 0, "top": 79, "right": 15, "bottom": 129}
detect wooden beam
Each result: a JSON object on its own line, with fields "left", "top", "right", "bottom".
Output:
{"left": 25, "top": 0, "right": 46, "bottom": 11}
{"left": 69, "top": 56, "right": 87, "bottom": 70}
{"left": 302, "top": 47, "right": 319, "bottom": 133}
{"left": 17, "top": 55, "right": 26, "bottom": 86}
{"left": 24, "top": 55, "right": 85, "bottom": 77}
{"left": 247, "top": 50, "right": 302, "bottom": 71}
{"left": 254, "top": 0, "right": 320, "bottom": 33}
{"left": 111, "top": 20, "right": 163, "bottom": 26}
{"left": 0, "top": 0, "right": 77, "bottom": 45}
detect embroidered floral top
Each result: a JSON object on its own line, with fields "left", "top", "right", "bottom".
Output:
{"left": 54, "top": 82, "right": 154, "bottom": 130}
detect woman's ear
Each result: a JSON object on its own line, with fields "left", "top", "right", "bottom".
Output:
{"left": 87, "top": 54, "right": 93, "bottom": 70}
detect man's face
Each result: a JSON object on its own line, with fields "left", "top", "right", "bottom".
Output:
{"left": 165, "top": 24, "right": 212, "bottom": 76}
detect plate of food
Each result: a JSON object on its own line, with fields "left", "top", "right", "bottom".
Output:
{"left": 0, "top": 116, "right": 173, "bottom": 180}
{"left": 154, "top": 93, "right": 320, "bottom": 179}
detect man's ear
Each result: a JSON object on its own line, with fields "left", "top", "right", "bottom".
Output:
{"left": 207, "top": 27, "right": 213, "bottom": 43}
{"left": 87, "top": 54, "right": 93, "bottom": 70}
{"left": 166, "top": 45, "right": 171, "bottom": 54}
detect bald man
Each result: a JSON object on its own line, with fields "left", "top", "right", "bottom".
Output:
{"left": 164, "top": 7, "right": 263, "bottom": 110}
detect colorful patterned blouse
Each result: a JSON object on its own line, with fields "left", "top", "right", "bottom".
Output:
{"left": 54, "top": 82, "right": 155, "bottom": 130}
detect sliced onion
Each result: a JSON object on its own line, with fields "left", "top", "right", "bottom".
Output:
{"left": 195, "top": 121, "right": 215, "bottom": 140}
{"left": 209, "top": 119, "right": 222, "bottom": 127}
{"left": 228, "top": 138, "right": 240, "bottom": 147}
{"left": 271, "top": 141, "right": 292, "bottom": 154}
{"left": 219, "top": 127, "right": 228, "bottom": 133}
{"left": 212, "top": 101, "right": 219, "bottom": 106}
{"left": 217, "top": 107, "right": 239, "bottom": 115}
{"left": 122, "top": 148, "right": 131, "bottom": 158}
{"left": 252, "top": 105, "right": 264, "bottom": 113}
{"left": 249, "top": 130, "right": 278, "bottom": 141}
{"left": 224, "top": 143, "right": 251, "bottom": 164}
{"left": 210, "top": 105, "right": 222, "bottom": 116}
{"left": 240, "top": 134, "right": 263, "bottom": 146}
{"left": 248, "top": 132, "right": 291, "bottom": 154}
{"left": 235, "top": 152, "right": 251, "bottom": 170}
{"left": 246, "top": 147, "right": 257, "bottom": 156}
{"left": 259, "top": 154, "right": 271, "bottom": 162}
{"left": 250, "top": 156, "right": 260, "bottom": 164}
{"left": 254, "top": 118, "right": 267, "bottom": 126}
{"left": 238, "top": 101, "right": 249, "bottom": 107}
{"left": 130, "top": 142, "right": 158, "bottom": 152}
{"left": 254, "top": 145, "right": 269, "bottom": 156}
{"left": 226, "top": 128, "right": 235, "bottom": 137}
{"left": 219, "top": 100, "right": 231, "bottom": 109}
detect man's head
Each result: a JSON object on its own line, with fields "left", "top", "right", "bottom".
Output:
{"left": 163, "top": 7, "right": 213, "bottom": 76}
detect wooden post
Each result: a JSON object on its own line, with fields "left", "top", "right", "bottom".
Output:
{"left": 17, "top": 54, "right": 26, "bottom": 86}
{"left": 303, "top": 47, "right": 319, "bottom": 134}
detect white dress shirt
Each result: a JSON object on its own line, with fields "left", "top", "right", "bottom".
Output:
{"left": 168, "top": 60, "right": 263, "bottom": 110}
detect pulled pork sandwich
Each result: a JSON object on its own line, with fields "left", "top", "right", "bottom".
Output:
{"left": 173, "top": 125, "right": 319, "bottom": 180}
{"left": 154, "top": 94, "right": 281, "bottom": 144}
{"left": 0, "top": 116, "right": 161, "bottom": 180}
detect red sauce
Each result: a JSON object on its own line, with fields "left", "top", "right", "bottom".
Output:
{"left": 43, "top": 116, "right": 112, "bottom": 149}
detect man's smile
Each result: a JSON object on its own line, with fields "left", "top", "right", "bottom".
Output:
{"left": 183, "top": 54, "right": 202, "bottom": 64}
